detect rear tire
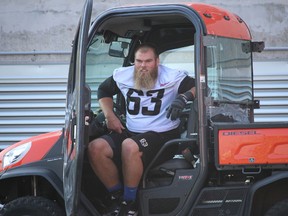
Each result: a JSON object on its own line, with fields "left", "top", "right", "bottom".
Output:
{"left": 0, "top": 196, "right": 64, "bottom": 216}
{"left": 264, "top": 199, "right": 288, "bottom": 216}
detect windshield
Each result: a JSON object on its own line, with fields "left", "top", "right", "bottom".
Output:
{"left": 206, "top": 37, "right": 253, "bottom": 123}
{"left": 86, "top": 35, "right": 131, "bottom": 110}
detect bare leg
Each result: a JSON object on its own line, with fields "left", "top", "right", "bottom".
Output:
{"left": 88, "top": 138, "right": 120, "bottom": 188}
{"left": 121, "top": 138, "right": 143, "bottom": 187}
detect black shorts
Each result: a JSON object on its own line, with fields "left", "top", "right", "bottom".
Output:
{"left": 101, "top": 127, "right": 180, "bottom": 168}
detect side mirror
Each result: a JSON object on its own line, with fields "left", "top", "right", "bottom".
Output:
{"left": 251, "top": 41, "right": 265, "bottom": 53}
{"left": 242, "top": 41, "right": 265, "bottom": 53}
{"left": 109, "top": 41, "right": 130, "bottom": 58}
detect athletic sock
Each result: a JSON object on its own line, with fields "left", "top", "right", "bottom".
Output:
{"left": 108, "top": 183, "right": 123, "bottom": 194}
{"left": 123, "top": 186, "right": 138, "bottom": 202}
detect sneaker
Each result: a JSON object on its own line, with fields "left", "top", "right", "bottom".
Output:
{"left": 103, "top": 192, "right": 122, "bottom": 216}
{"left": 118, "top": 200, "right": 138, "bottom": 216}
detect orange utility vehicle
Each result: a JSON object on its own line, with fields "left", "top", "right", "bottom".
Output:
{"left": 1, "top": 0, "right": 288, "bottom": 215}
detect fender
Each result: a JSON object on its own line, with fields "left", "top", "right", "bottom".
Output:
{"left": 243, "top": 171, "right": 288, "bottom": 215}
{"left": 0, "top": 160, "right": 64, "bottom": 198}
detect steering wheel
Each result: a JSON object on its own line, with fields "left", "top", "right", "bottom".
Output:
{"left": 88, "top": 102, "right": 126, "bottom": 139}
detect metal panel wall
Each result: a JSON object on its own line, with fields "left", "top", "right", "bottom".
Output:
{"left": 0, "top": 61, "right": 288, "bottom": 149}
{"left": 253, "top": 61, "right": 288, "bottom": 122}
{"left": 0, "top": 65, "right": 68, "bottom": 149}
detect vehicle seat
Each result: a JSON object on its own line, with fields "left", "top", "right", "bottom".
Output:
{"left": 142, "top": 102, "right": 199, "bottom": 188}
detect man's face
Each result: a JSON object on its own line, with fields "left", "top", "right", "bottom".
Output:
{"left": 134, "top": 48, "right": 159, "bottom": 90}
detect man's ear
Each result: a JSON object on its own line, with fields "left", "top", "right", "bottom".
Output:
{"left": 156, "top": 57, "right": 160, "bottom": 65}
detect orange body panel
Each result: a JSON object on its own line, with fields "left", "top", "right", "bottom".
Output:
{"left": 0, "top": 130, "right": 62, "bottom": 171}
{"left": 188, "top": 3, "right": 251, "bottom": 40}
{"left": 218, "top": 128, "right": 288, "bottom": 165}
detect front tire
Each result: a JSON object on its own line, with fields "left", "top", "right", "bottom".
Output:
{"left": 264, "top": 199, "right": 288, "bottom": 216}
{"left": 0, "top": 196, "right": 64, "bottom": 216}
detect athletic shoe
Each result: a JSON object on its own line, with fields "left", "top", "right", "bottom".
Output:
{"left": 118, "top": 200, "right": 138, "bottom": 216}
{"left": 103, "top": 192, "right": 122, "bottom": 216}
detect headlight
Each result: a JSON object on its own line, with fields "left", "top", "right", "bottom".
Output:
{"left": 3, "top": 142, "right": 31, "bottom": 169}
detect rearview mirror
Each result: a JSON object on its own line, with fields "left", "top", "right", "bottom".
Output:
{"left": 109, "top": 41, "right": 129, "bottom": 58}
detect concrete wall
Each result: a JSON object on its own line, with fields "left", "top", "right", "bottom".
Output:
{"left": 0, "top": 0, "right": 288, "bottom": 64}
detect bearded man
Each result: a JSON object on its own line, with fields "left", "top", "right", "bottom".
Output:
{"left": 88, "top": 43, "right": 195, "bottom": 216}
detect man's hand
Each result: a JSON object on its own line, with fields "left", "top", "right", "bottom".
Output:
{"left": 166, "top": 91, "right": 194, "bottom": 121}
{"left": 99, "top": 97, "right": 125, "bottom": 133}
{"left": 106, "top": 114, "right": 125, "bottom": 133}
{"left": 166, "top": 95, "right": 187, "bottom": 121}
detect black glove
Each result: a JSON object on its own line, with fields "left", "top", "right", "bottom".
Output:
{"left": 166, "top": 91, "right": 194, "bottom": 121}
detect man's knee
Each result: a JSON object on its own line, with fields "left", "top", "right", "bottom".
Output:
{"left": 88, "top": 138, "right": 111, "bottom": 157}
{"left": 122, "top": 138, "right": 140, "bottom": 156}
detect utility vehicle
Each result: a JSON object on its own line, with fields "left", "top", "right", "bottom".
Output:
{"left": 1, "top": 0, "right": 288, "bottom": 215}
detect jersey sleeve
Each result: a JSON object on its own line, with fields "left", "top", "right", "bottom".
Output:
{"left": 178, "top": 76, "right": 195, "bottom": 94}
{"left": 97, "top": 76, "right": 120, "bottom": 99}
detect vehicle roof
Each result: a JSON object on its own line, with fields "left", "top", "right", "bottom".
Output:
{"left": 109, "top": 2, "right": 251, "bottom": 40}
{"left": 92, "top": 2, "right": 252, "bottom": 54}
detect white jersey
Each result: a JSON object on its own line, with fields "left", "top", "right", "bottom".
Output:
{"left": 113, "top": 65, "right": 188, "bottom": 133}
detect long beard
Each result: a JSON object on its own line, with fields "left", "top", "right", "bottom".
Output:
{"left": 134, "top": 67, "right": 158, "bottom": 90}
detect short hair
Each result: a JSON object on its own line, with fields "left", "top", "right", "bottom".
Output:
{"left": 134, "top": 43, "right": 159, "bottom": 58}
